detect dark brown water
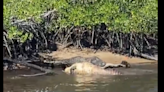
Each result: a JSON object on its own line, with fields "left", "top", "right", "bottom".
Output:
{"left": 3, "top": 63, "right": 157, "bottom": 92}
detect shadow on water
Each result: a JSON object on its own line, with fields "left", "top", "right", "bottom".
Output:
{"left": 3, "top": 63, "right": 157, "bottom": 92}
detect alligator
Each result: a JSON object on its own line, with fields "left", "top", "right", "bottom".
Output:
{"left": 43, "top": 56, "right": 131, "bottom": 69}
{"left": 64, "top": 62, "right": 122, "bottom": 75}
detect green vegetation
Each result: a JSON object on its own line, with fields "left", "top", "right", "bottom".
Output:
{"left": 3, "top": 0, "right": 158, "bottom": 41}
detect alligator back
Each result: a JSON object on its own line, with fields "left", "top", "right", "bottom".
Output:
{"left": 54, "top": 56, "right": 106, "bottom": 67}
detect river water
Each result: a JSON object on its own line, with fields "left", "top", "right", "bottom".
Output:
{"left": 3, "top": 63, "right": 158, "bottom": 92}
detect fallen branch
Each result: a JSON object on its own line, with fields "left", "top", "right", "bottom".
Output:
{"left": 3, "top": 58, "right": 55, "bottom": 77}
{"left": 140, "top": 54, "right": 158, "bottom": 61}
{"left": 133, "top": 47, "right": 158, "bottom": 61}
{"left": 18, "top": 72, "right": 54, "bottom": 77}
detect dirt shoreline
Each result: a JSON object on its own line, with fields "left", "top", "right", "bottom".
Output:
{"left": 3, "top": 47, "right": 157, "bottom": 72}
{"left": 48, "top": 47, "right": 157, "bottom": 64}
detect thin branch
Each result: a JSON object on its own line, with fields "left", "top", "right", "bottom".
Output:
{"left": 3, "top": 58, "right": 54, "bottom": 73}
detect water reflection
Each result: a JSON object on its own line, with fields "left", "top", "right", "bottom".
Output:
{"left": 73, "top": 75, "right": 118, "bottom": 92}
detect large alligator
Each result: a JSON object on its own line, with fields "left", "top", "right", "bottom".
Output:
{"left": 43, "top": 56, "right": 131, "bottom": 69}
{"left": 64, "top": 62, "right": 122, "bottom": 75}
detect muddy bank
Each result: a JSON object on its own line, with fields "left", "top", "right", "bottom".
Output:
{"left": 3, "top": 47, "right": 157, "bottom": 72}
{"left": 47, "top": 47, "right": 157, "bottom": 64}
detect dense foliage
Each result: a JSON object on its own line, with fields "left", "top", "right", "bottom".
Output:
{"left": 4, "top": 0, "right": 158, "bottom": 41}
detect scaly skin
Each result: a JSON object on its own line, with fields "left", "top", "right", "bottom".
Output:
{"left": 50, "top": 56, "right": 130, "bottom": 69}
{"left": 64, "top": 62, "right": 122, "bottom": 75}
